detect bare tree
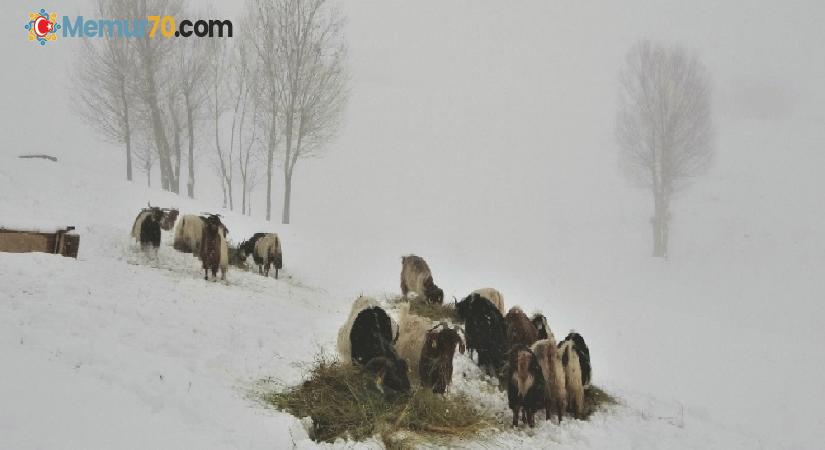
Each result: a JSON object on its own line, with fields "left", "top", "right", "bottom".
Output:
{"left": 133, "top": 128, "right": 157, "bottom": 188}
{"left": 616, "top": 39, "right": 714, "bottom": 257}
{"left": 174, "top": 31, "right": 210, "bottom": 198}
{"left": 206, "top": 36, "right": 232, "bottom": 208}
{"left": 208, "top": 36, "right": 257, "bottom": 211}
{"left": 161, "top": 88, "right": 184, "bottom": 194}
{"left": 127, "top": 0, "right": 183, "bottom": 193}
{"left": 250, "top": 0, "right": 348, "bottom": 223}
{"left": 71, "top": 0, "right": 136, "bottom": 182}
{"left": 230, "top": 36, "right": 264, "bottom": 216}
{"left": 248, "top": 0, "right": 281, "bottom": 221}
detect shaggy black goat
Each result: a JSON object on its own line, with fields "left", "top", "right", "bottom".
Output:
{"left": 455, "top": 293, "right": 507, "bottom": 378}
{"left": 349, "top": 306, "right": 411, "bottom": 393}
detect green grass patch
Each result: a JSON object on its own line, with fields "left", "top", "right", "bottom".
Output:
{"left": 262, "top": 354, "right": 490, "bottom": 446}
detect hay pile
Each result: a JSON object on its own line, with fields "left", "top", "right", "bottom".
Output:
{"left": 584, "top": 385, "right": 619, "bottom": 418}
{"left": 263, "top": 355, "right": 490, "bottom": 445}
{"left": 397, "top": 297, "right": 457, "bottom": 322}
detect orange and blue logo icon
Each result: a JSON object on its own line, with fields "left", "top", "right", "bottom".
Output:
{"left": 25, "top": 9, "right": 60, "bottom": 46}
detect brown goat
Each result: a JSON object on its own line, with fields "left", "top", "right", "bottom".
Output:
{"left": 400, "top": 255, "right": 444, "bottom": 304}
{"left": 199, "top": 215, "right": 228, "bottom": 281}
{"left": 505, "top": 307, "right": 539, "bottom": 352}
{"left": 419, "top": 324, "right": 465, "bottom": 394}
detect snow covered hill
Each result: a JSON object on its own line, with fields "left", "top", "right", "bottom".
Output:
{"left": 0, "top": 153, "right": 810, "bottom": 448}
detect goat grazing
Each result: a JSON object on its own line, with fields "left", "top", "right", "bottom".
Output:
{"left": 348, "top": 305, "right": 410, "bottom": 393}
{"left": 455, "top": 293, "right": 507, "bottom": 378}
{"left": 400, "top": 255, "right": 444, "bottom": 304}
{"left": 337, "top": 296, "right": 399, "bottom": 366}
{"left": 173, "top": 215, "right": 205, "bottom": 254}
{"left": 254, "top": 233, "right": 282, "bottom": 278}
{"left": 239, "top": 233, "right": 266, "bottom": 263}
{"left": 419, "top": 323, "right": 465, "bottom": 394}
{"left": 394, "top": 302, "right": 433, "bottom": 379}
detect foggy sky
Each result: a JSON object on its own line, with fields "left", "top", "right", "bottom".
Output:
{"left": 2, "top": 0, "right": 825, "bottom": 444}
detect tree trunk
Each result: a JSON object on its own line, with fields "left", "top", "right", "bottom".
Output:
{"left": 282, "top": 115, "right": 305, "bottom": 225}
{"left": 282, "top": 170, "right": 292, "bottom": 224}
{"left": 185, "top": 94, "right": 195, "bottom": 199}
{"left": 651, "top": 190, "right": 669, "bottom": 258}
{"left": 227, "top": 175, "right": 234, "bottom": 211}
{"left": 241, "top": 175, "right": 247, "bottom": 215}
{"left": 172, "top": 111, "right": 182, "bottom": 195}
{"left": 125, "top": 141, "right": 133, "bottom": 182}
{"left": 142, "top": 65, "right": 174, "bottom": 192}
{"left": 221, "top": 179, "right": 227, "bottom": 208}
{"left": 265, "top": 120, "right": 276, "bottom": 222}
{"left": 121, "top": 82, "right": 133, "bottom": 182}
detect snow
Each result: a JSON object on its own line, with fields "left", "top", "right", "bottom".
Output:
{"left": 0, "top": 220, "right": 76, "bottom": 234}
{"left": 0, "top": 153, "right": 815, "bottom": 449}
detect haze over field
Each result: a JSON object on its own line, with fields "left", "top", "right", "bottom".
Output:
{"left": 1, "top": 1, "right": 824, "bottom": 448}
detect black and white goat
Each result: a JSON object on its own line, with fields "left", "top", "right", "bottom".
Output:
{"left": 558, "top": 332, "right": 591, "bottom": 418}
{"left": 337, "top": 297, "right": 408, "bottom": 393}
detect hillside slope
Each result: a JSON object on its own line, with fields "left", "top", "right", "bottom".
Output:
{"left": 0, "top": 155, "right": 774, "bottom": 448}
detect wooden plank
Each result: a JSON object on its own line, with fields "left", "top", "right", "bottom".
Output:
{"left": 0, "top": 228, "right": 79, "bottom": 258}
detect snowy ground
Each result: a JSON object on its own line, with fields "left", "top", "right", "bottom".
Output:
{"left": 0, "top": 154, "right": 814, "bottom": 449}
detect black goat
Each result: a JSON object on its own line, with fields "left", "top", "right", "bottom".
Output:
{"left": 350, "top": 306, "right": 411, "bottom": 393}
{"left": 455, "top": 293, "right": 507, "bottom": 378}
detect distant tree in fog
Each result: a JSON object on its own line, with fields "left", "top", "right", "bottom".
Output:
{"left": 133, "top": 129, "right": 156, "bottom": 188}
{"left": 72, "top": 0, "right": 207, "bottom": 197}
{"left": 233, "top": 36, "right": 263, "bottom": 216}
{"left": 205, "top": 36, "right": 235, "bottom": 210}
{"left": 127, "top": 0, "right": 184, "bottom": 193}
{"left": 616, "top": 39, "right": 715, "bottom": 258}
{"left": 171, "top": 35, "right": 210, "bottom": 199}
{"left": 71, "top": 0, "right": 135, "bottom": 182}
{"left": 249, "top": 0, "right": 349, "bottom": 223}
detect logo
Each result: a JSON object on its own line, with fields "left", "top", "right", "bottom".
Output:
{"left": 25, "top": 9, "right": 60, "bottom": 46}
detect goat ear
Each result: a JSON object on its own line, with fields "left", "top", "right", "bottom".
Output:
{"left": 458, "top": 340, "right": 466, "bottom": 354}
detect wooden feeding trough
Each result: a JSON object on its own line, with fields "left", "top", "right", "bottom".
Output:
{"left": 0, "top": 226, "right": 80, "bottom": 258}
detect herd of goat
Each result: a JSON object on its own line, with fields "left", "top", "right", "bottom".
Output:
{"left": 338, "top": 255, "right": 593, "bottom": 428}
{"left": 131, "top": 205, "right": 591, "bottom": 428}
{"left": 130, "top": 206, "right": 283, "bottom": 281}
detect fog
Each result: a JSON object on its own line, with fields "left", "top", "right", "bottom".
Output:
{"left": 2, "top": 0, "right": 824, "bottom": 446}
